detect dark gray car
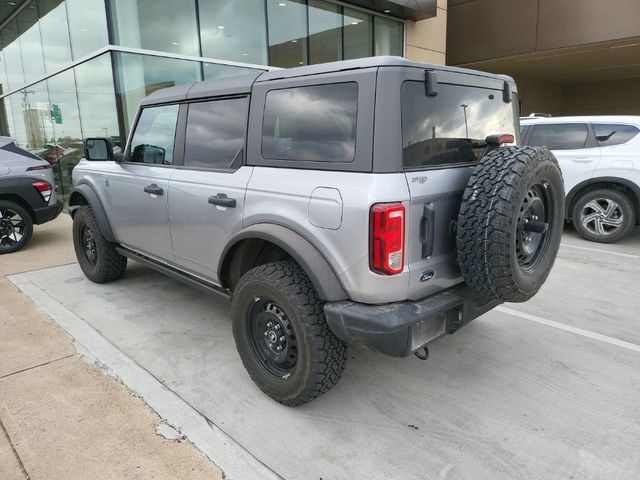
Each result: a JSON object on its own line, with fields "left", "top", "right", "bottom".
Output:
{"left": 70, "top": 57, "right": 564, "bottom": 405}
{"left": 0, "top": 137, "right": 62, "bottom": 253}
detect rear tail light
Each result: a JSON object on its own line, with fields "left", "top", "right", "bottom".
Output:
{"left": 370, "top": 203, "right": 405, "bottom": 275}
{"left": 32, "top": 181, "right": 52, "bottom": 203}
{"left": 26, "top": 164, "right": 52, "bottom": 171}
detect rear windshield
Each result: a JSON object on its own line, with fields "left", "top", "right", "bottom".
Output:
{"left": 1, "top": 142, "right": 43, "bottom": 161}
{"left": 402, "top": 81, "right": 519, "bottom": 169}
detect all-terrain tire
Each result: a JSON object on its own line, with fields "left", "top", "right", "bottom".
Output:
{"left": 0, "top": 200, "right": 33, "bottom": 254}
{"left": 231, "top": 260, "right": 347, "bottom": 406}
{"left": 457, "top": 146, "right": 564, "bottom": 303}
{"left": 571, "top": 188, "right": 636, "bottom": 243}
{"left": 73, "top": 206, "right": 127, "bottom": 283}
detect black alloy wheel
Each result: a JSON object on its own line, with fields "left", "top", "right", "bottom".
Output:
{"left": 0, "top": 201, "right": 33, "bottom": 254}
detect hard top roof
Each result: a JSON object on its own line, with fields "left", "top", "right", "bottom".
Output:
{"left": 141, "top": 56, "right": 516, "bottom": 106}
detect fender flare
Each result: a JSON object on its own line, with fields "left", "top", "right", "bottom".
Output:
{"left": 566, "top": 177, "right": 640, "bottom": 223}
{"left": 219, "top": 223, "right": 348, "bottom": 302}
{"left": 68, "top": 184, "right": 117, "bottom": 242}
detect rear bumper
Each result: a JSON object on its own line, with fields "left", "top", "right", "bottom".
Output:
{"left": 324, "top": 285, "right": 501, "bottom": 357}
{"left": 34, "top": 201, "right": 63, "bottom": 225}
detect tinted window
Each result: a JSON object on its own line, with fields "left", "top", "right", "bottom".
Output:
{"left": 130, "top": 105, "right": 179, "bottom": 165}
{"left": 528, "top": 123, "right": 588, "bottom": 150}
{"left": 184, "top": 98, "right": 249, "bottom": 170}
{"left": 593, "top": 124, "right": 639, "bottom": 147}
{"left": 262, "top": 83, "right": 358, "bottom": 163}
{"left": 402, "top": 81, "right": 518, "bottom": 169}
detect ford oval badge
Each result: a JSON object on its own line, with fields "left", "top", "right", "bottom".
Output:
{"left": 419, "top": 270, "right": 435, "bottom": 282}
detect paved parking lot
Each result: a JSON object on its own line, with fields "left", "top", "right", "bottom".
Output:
{"left": 9, "top": 226, "right": 640, "bottom": 480}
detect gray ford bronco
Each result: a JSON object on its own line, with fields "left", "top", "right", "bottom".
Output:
{"left": 70, "top": 57, "right": 564, "bottom": 406}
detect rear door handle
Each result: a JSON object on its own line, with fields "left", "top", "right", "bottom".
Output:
{"left": 208, "top": 193, "right": 236, "bottom": 208}
{"left": 144, "top": 184, "right": 164, "bottom": 195}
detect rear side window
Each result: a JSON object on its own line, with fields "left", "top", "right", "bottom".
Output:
{"left": 593, "top": 124, "right": 639, "bottom": 147}
{"left": 184, "top": 97, "right": 249, "bottom": 170}
{"left": 401, "top": 81, "right": 518, "bottom": 169}
{"left": 130, "top": 104, "right": 179, "bottom": 165}
{"left": 262, "top": 83, "right": 358, "bottom": 162}
{"left": 528, "top": 123, "right": 588, "bottom": 150}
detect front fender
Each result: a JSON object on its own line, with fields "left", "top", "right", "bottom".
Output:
{"left": 219, "top": 223, "right": 348, "bottom": 302}
{"left": 68, "top": 184, "right": 117, "bottom": 242}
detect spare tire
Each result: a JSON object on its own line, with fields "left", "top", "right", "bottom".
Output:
{"left": 456, "top": 146, "right": 564, "bottom": 303}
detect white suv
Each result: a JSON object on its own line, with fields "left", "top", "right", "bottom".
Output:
{"left": 521, "top": 116, "right": 640, "bottom": 243}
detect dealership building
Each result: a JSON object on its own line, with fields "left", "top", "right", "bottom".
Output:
{"left": 6, "top": 0, "right": 639, "bottom": 205}
{"left": 0, "top": 0, "right": 446, "bottom": 204}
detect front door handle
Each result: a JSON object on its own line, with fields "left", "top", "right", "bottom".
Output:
{"left": 144, "top": 184, "right": 164, "bottom": 195}
{"left": 208, "top": 193, "right": 236, "bottom": 208}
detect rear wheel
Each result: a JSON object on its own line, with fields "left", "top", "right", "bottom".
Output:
{"left": 231, "top": 260, "right": 346, "bottom": 406}
{"left": 73, "top": 206, "right": 127, "bottom": 282}
{"left": 457, "top": 146, "right": 564, "bottom": 303}
{"left": 0, "top": 200, "right": 33, "bottom": 254}
{"left": 571, "top": 188, "right": 635, "bottom": 243}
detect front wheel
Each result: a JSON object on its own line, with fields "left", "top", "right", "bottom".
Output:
{"left": 231, "top": 261, "right": 347, "bottom": 406}
{"left": 72, "top": 206, "right": 127, "bottom": 283}
{"left": 571, "top": 188, "right": 636, "bottom": 243}
{"left": 0, "top": 200, "right": 33, "bottom": 254}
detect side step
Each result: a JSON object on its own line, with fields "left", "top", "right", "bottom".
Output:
{"left": 116, "top": 247, "right": 231, "bottom": 300}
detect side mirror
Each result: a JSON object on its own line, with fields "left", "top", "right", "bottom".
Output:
{"left": 84, "top": 138, "right": 113, "bottom": 161}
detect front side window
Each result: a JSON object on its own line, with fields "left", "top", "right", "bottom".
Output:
{"left": 528, "top": 123, "right": 589, "bottom": 150}
{"left": 129, "top": 104, "right": 179, "bottom": 165}
{"left": 402, "top": 81, "right": 518, "bottom": 169}
{"left": 184, "top": 97, "right": 249, "bottom": 170}
{"left": 593, "top": 124, "right": 640, "bottom": 147}
{"left": 262, "top": 83, "right": 358, "bottom": 163}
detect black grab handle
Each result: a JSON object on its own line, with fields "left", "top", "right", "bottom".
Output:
{"left": 420, "top": 203, "right": 435, "bottom": 258}
{"left": 143, "top": 184, "right": 163, "bottom": 195}
{"left": 208, "top": 193, "right": 236, "bottom": 208}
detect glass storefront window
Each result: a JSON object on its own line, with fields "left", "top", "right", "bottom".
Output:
{"left": 66, "top": 0, "right": 108, "bottom": 59}
{"left": 38, "top": 0, "right": 73, "bottom": 73}
{"left": 115, "top": 52, "right": 202, "bottom": 137}
{"left": 267, "top": 0, "right": 308, "bottom": 68}
{"left": 374, "top": 16, "right": 403, "bottom": 56}
{"left": 343, "top": 7, "right": 372, "bottom": 60}
{"left": 199, "top": 0, "right": 267, "bottom": 65}
{"left": 203, "top": 63, "right": 265, "bottom": 81}
{"left": 74, "top": 54, "right": 119, "bottom": 141}
{"left": 308, "top": 0, "right": 342, "bottom": 64}
{"left": 109, "top": 0, "right": 200, "bottom": 57}
{"left": 2, "top": 21, "right": 25, "bottom": 91}
{"left": 16, "top": 5, "right": 46, "bottom": 83}
{"left": 47, "top": 69, "right": 82, "bottom": 203}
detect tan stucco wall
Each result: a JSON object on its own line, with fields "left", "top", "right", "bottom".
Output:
{"left": 562, "top": 78, "right": 640, "bottom": 116}
{"left": 514, "top": 77, "right": 564, "bottom": 117}
{"left": 447, "top": 0, "right": 640, "bottom": 65}
{"left": 405, "top": 0, "right": 447, "bottom": 65}
{"left": 515, "top": 76, "right": 640, "bottom": 117}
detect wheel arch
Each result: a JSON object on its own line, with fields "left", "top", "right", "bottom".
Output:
{"left": 219, "top": 224, "right": 348, "bottom": 302}
{"left": 0, "top": 193, "right": 35, "bottom": 222}
{"left": 68, "top": 184, "right": 117, "bottom": 242}
{"left": 566, "top": 177, "right": 640, "bottom": 224}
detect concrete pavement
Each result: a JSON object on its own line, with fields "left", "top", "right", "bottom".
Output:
{"left": 0, "top": 216, "right": 222, "bottom": 480}
{"left": 8, "top": 218, "right": 640, "bottom": 479}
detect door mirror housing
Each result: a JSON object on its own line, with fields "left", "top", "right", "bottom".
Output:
{"left": 84, "top": 138, "right": 113, "bottom": 161}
